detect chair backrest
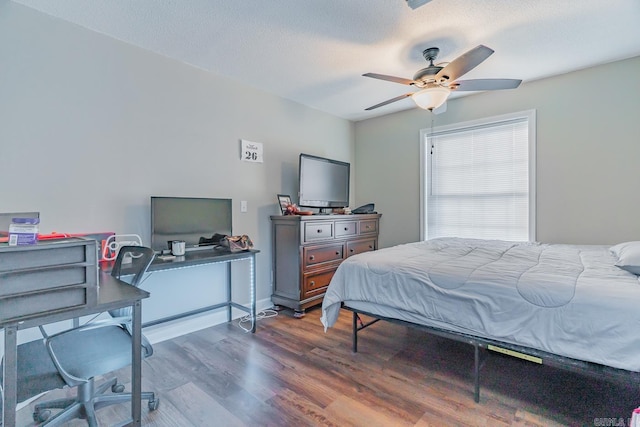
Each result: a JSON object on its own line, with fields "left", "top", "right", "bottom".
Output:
{"left": 110, "top": 245, "right": 155, "bottom": 286}
{"left": 109, "top": 245, "right": 154, "bottom": 318}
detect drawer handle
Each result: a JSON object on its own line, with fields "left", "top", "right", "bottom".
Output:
{"left": 350, "top": 249, "right": 354, "bottom": 253}
{"left": 335, "top": 251, "right": 340, "bottom": 255}
{"left": 309, "top": 255, "right": 315, "bottom": 260}
{"left": 369, "top": 245, "right": 373, "bottom": 249}
{"left": 365, "top": 225, "right": 370, "bottom": 229}
{"left": 310, "top": 281, "right": 315, "bottom": 286}
{"left": 344, "top": 227, "right": 349, "bottom": 231}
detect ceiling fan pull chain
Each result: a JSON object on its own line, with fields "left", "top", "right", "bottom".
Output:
{"left": 430, "top": 116, "right": 435, "bottom": 155}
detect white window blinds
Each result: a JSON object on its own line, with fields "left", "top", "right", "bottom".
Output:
{"left": 425, "top": 113, "right": 534, "bottom": 241}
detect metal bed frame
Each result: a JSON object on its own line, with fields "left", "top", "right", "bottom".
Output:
{"left": 345, "top": 306, "right": 640, "bottom": 403}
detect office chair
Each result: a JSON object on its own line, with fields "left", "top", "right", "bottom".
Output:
{"left": 0, "top": 339, "right": 68, "bottom": 422}
{"left": 26, "top": 245, "right": 159, "bottom": 426}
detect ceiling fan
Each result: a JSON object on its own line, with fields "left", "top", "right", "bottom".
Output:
{"left": 363, "top": 45, "right": 521, "bottom": 112}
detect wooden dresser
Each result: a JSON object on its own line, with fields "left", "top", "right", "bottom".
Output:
{"left": 270, "top": 213, "right": 381, "bottom": 317}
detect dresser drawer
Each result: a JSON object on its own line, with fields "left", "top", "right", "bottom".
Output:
{"left": 0, "top": 238, "right": 98, "bottom": 322}
{"left": 335, "top": 221, "right": 357, "bottom": 238}
{"left": 346, "top": 238, "right": 376, "bottom": 257}
{"left": 303, "top": 222, "right": 334, "bottom": 242}
{"left": 303, "top": 268, "right": 336, "bottom": 298}
{"left": 303, "top": 243, "right": 344, "bottom": 269}
{"left": 359, "top": 220, "right": 378, "bottom": 235}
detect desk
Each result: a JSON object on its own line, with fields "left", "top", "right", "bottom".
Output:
{"left": 1, "top": 273, "right": 150, "bottom": 427}
{"left": 143, "top": 248, "right": 258, "bottom": 333}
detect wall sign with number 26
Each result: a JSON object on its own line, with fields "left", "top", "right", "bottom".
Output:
{"left": 241, "top": 139, "right": 263, "bottom": 163}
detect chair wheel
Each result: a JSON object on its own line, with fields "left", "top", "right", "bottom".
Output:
{"left": 33, "top": 408, "right": 51, "bottom": 423}
{"left": 111, "top": 383, "right": 126, "bottom": 393}
{"left": 148, "top": 398, "right": 160, "bottom": 411}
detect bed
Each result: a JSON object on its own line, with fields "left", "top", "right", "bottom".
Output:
{"left": 320, "top": 237, "right": 640, "bottom": 401}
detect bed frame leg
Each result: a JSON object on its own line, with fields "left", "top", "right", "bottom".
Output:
{"left": 474, "top": 343, "right": 480, "bottom": 403}
{"left": 352, "top": 312, "right": 358, "bottom": 353}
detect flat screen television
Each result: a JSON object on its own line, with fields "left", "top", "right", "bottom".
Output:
{"left": 150, "top": 197, "right": 232, "bottom": 252}
{"left": 298, "top": 153, "right": 350, "bottom": 210}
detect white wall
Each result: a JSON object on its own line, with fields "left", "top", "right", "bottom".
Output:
{"left": 0, "top": 2, "right": 354, "bottom": 337}
{"left": 355, "top": 56, "right": 640, "bottom": 247}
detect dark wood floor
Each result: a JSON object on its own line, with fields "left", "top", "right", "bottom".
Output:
{"left": 18, "top": 307, "right": 639, "bottom": 426}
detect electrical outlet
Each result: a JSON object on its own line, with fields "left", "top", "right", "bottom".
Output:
{"left": 240, "top": 200, "right": 248, "bottom": 213}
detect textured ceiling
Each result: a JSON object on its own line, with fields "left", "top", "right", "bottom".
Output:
{"left": 11, "top": 0, "right": 640, "bottom": 121}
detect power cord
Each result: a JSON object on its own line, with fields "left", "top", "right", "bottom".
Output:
{"left": 237, "top": 308, "right": 279, "bottom": 332}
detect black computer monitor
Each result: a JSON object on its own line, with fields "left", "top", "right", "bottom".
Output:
{"left": 150, "top": 197, "right": 232, "bottom": 252}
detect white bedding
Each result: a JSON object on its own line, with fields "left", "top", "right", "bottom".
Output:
{"left": 320, "top": 238, "right": 640, "bottom": 371}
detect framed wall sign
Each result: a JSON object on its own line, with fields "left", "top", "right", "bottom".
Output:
{"left": 241, "top": 139, "right": 264, "bottom": 163}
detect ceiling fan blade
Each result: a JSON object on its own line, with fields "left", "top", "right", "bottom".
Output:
{"left": 451, "top": 78, "right": 522, "bottom": 91}
{"left": 435, "top": 45, "right": 494, "bottom": 83}
{"left": 363, "top": 73, "right": 416, "bottom": 86}
{"left": 365, "top": 93, "right": 413, "bottom": 110}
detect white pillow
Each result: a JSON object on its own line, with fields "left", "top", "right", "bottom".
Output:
{"left": 610, "top": 241, "right": 640, "bottom": 275}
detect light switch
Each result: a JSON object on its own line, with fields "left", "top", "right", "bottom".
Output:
{"left": 240, "top": 200, "right": 248, "bottom": 213}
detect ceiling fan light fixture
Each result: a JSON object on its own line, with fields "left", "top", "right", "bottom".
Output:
{"left": 411, "top": 86, "right": 450, "bottom": 110}
{"left": 406, "top": 0, "right": 432, "bottom": 9}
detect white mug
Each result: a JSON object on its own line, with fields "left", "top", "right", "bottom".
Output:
{"left": 171, "top": 240, "right": 186, "bottom": 256}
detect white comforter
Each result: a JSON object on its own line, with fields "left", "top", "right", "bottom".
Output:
{"left": 321, "top": 238, "right": 640, "bottom": 371}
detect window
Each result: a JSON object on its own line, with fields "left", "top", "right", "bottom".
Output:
{"left": 420, "top": 110, "right": 536, "bottom": 241}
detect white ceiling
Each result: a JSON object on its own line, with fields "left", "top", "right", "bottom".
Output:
{"left": 11, "top": 0, "right": 640, "bottom": 121}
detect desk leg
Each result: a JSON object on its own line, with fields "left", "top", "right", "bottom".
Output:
{"left": 2, "top": 325, "right": 18, "bottom": 427}
{"left": 250, "top": 254, "right": 256, "bottom": 333}
{"left": 226, "top": 263, "right": 232, "bottom": 323}
{"left": 131, "top": 300, "right": 142, "bottom": 426}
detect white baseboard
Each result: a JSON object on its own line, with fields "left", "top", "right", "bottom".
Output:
{"left": 143, "top": 297, "right": 274, "bottom": 344}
